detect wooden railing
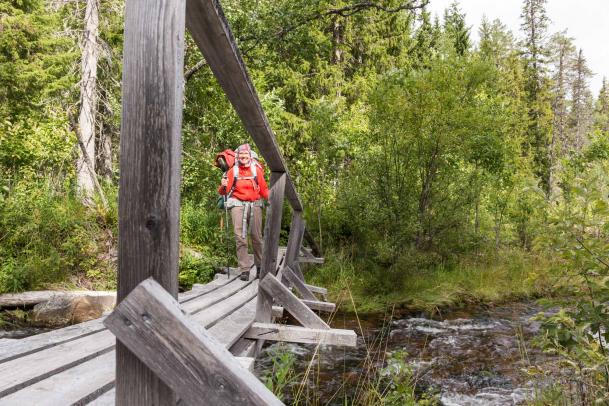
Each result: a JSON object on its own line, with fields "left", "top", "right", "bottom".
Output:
{"left": 115, "top": 0, "right": 327, "bottom": 404}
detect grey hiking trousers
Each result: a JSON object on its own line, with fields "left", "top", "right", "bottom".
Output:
{"left": 230, "top": 204, "right": 263, "bottom": 274}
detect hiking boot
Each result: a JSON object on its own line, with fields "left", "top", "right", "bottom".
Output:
{"left": 239, "top": 272, "right": 249, "bottom": 281}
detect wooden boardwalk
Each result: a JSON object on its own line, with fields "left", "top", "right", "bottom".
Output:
{"left": 0, "top": 249, "right": 355, "bottom": 405}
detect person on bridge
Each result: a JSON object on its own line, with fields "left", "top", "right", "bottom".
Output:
{"left": 219, "top": 144, "right": 269, "bottom": 281}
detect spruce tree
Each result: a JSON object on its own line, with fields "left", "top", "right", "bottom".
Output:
{"left": 443, "top": 1, "right": 470, "bottom": 56}
{"left": 568, "top": 49, "right": 593, "bottom": 152}
{"left": 595, "top": 78, "right": 609, "bottom": 135}
{"left": 520, "top": 0, "right": 552, "bottom": 194}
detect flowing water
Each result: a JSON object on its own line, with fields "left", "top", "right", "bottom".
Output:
{"left": 256, "top": 301, "right": 556, "bottom": 405}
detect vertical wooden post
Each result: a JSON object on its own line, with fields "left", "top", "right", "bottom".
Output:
{"left": 117, "top": 0, "right": 185, "bottom": 404}
{"left": 255, "top": 172, "right": 286, "bottom": 324}
{"left": 283, "top": 211, "right": 305, "bottom": 281}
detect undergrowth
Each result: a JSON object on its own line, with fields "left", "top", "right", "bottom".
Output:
{"left": 308, "top": 246, "right": 565, "bottom": 314}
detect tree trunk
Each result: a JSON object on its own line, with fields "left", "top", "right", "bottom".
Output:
{"left": 76, "top": 0, "right": 100, "bottom": 198}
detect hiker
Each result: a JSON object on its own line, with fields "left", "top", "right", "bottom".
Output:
{"left": 218, "top": 144, "right": 269, "bottom": 281}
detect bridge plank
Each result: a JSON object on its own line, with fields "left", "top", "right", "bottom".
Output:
{"left": 181, "top": 278, "right": 250, "bottom": 314}
{"left": 0, "top": 318, "right": 106, "bottom": 364}
{"left": 245, "top": 323, "right": 357, "bottom": 347}
{"left": 0, "top": 330, "right": 114, "bottom": 397}
{"left": 0, "top": 351, "right": 115, "bottom": 406}
{"left": 208, "top": 298, "right": 256, "bottom": 349}
{"left": 259, "top": 274, "right": 329, "bottom": 330}
{"left": 190, "top": 281, "right": 258, "bottom": 328}
{"left": 104, "top": 278, "right": 283, "bottom": 406}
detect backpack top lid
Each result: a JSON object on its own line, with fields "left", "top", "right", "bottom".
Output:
{"left": 214, "top": 149, "right": 235, "bottom": 172}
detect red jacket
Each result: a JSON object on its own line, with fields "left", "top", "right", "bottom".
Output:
{"left": 218, "top": 164, "right": 269, "bottom": 201}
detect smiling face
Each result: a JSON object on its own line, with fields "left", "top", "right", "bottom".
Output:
{"left": 238, "top": 151, "right": 251, "bottom": 166}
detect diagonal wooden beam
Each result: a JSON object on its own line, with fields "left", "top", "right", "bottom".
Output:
{"left": 282, "top": 266, "right": 317, "bottom": 301}
{"left": 104, "top": 278, "right": 283, "bottom": 406}
{"left": 259, "top": 274, "right": 329, "bottom": 330}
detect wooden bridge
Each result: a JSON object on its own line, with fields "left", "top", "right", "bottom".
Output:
{"left": 0, "top": 0, "right": 356, "bottom": 404}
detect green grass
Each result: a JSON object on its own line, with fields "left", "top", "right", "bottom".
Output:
{"left": 308, "top": 247, "right": 566, "bottom": 314}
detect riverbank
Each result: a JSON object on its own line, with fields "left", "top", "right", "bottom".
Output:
{"left": 308, "top": 248, "right": 568, "bottom": 315}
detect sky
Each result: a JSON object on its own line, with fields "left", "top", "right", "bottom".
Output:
{"left": 427, "top": 0, "right": 609, "bottom": 95}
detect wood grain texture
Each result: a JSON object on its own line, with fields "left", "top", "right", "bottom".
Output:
{"left": 104, "top": 278, "right": 283, "bottom": 406}
{"left": 282, "top": 266, "right": 317, "bottom": 301}
{"left": 284, "top": 211, "right": 304, "bottom": 270}
{"left": 0, "top": 330, "right": 114, "bottom": 397}
{"left": 184, "top": 0, "right": 302, "bottom": 211}
{"left": 117, "top": 0, "right": 186, "bottom": 402}
{"left": 245, "top": 323, "right": 357, "bottom": 347}
{"left": 0, "top": 318, "right": 106, "bottom": 364}
{"left": 259, "top": 274, "right": 329, "bottom": 330}
{"left": 255, "top": 172, "right": 286, "bottom": 326}
{"left": 229, "top": 339, "right": 257, "bottom": 357}
{"left": 0, "top": 351, "right": 115, "bottom": 406}
{"left": 190, "top": 281, "right": 258, "bottom": 328}
{"left": 301, "top": 300, "right": 336, "bottom": 313}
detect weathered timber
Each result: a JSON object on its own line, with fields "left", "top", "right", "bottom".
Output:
{"left": 104, "top": 278, "right": 283, "bottom": 406}
{"left": 282, "top": 266, "right": 317, "bottom": 301}
{"left": 190, "top": 281, "right": 258, "bottom": 328}
{"left": 0, "top": 330, "right": 114, "bottom": 397}
{"left": 304, "top": 284, "right": 327, "bottom": 296}
{"left": 117, "top": 0, "right": 186, "bottom": 401}
{"left": 208, "top": 298, "right": 256, "bottom": 349}
{"left": 272, "top": 305, "right": 284, "bottom": 318}
{"left": 180, "top": 274, "right": 238, "bottom": 303}
{"left": 245, "top": 323, "right": 357, "bottom": 347}
{"left": 0, "top": 317, "right": 106, "bottom": 364}
{"left": 255, "top": 172, "right": 287, "bottom": 330}
{"left": 229, "top": 339, "right": 257, "bottom": 358}
{"left": 301, "top": 299, "right": 336, "bottom": 313}
{"left": 236, "top": 357, "right": 255, "bottom": 372}
{"left": 0, "top": 351, "right": 115, "bottom": 406}
{"left": 259, "top": 274, "right": 329, "bottom": 330}
{"left": 182, "top": 278, "right": 252, "bottom": 314}
{"left": 184, "top": 0, "right": 302, "bottom": 211}
{"left": 284, "top": 211, "right": 305, "bottom": 270}
{"left": 87, "top": 388, "right": 114, "bottom": 406}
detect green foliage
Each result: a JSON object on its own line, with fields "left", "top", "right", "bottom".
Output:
{"left": 262, "top": 345, "right": 299, "bottom": 401}
{"left": 380, "top": 351, "right": 439, "bottom": 405}
{"left": 178, "top": 252, "right": 215, "bottom": 290}
{"left": 532, "top": 155, "right": 609, "bottom": 402}
{"left": 0, "top": 178, "right": 116, "bottom": 293}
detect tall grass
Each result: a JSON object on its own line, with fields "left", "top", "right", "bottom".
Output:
{"left": 308, "top": 246, "right": 564, "bottom": 314}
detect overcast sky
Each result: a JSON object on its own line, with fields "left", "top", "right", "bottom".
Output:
{"left": 427, "top": 0, "right": 608, "bottom": 95}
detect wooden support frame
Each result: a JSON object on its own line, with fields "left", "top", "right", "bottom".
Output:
{"left": 117, "top": 0, "right": 185, "bottom": 403}
{"left": 255, "top": 172, "right": 286, "bottom": 327}
{"left": 284, "top": 211, "right": 305, "bottom": 270}
{"left": 105, "top": 279, "right": 283, "bottom": 406}
{"left": 301, "top": 300, "right": 336, "bottom": 313}
{"left": 259, "top": 274, "right": 329, "bottom": 330}
{"left": 245, "top": 323, "right": 356, "bottom": 347}
{"left": 184, "top": 0, "right": 302, "bottom": 211}
{"left": 282, "top": 266, "right": 317, "bottom": 301}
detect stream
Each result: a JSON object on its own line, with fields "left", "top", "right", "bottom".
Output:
{"left": 256, "top": 301, "right": 556, "bottom": 405}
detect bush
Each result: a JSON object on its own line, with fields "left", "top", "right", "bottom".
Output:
{"left": 0, "top": 178, "right": 116, "bottom": 293}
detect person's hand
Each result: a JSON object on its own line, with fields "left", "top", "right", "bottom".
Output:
{"left": 221, "top": 178, "right": 228, "bottom": 187}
